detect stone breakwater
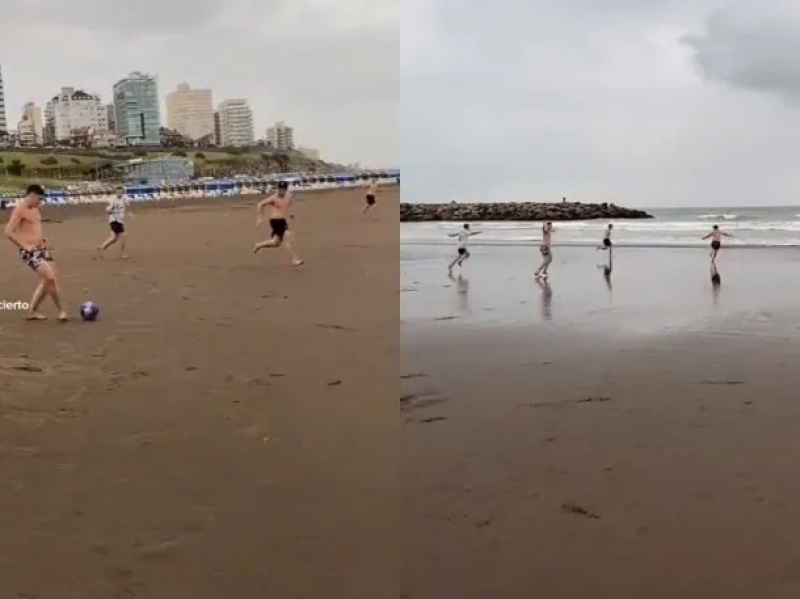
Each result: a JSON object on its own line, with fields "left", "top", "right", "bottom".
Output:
{"left": 400, "top": 202, "right": 653, "bottom": 222}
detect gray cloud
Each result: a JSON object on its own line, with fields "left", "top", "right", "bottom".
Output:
{"left": 0, "top": 0, "right": 397, "bottom": 167}
{"left": 401, "top": 0, "right": 800, "bottom": 206}
{"left": 682, "top": 2, "right": 800, "bottom": 103}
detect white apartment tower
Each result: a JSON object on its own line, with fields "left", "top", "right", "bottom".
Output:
{"left": 166, "top": 83, "right": 214, "bottom": 141}
{"left": 266, "top": 121, "right": 295, "bottom": 151}
{"left": 44, "top": 87, "right": 108, "bottom": 143}
{"left": 217, "top": 99, "right": 254, "bottom": 147}
{"left": 0, "top": 64, "right": 8, "bottom": 136}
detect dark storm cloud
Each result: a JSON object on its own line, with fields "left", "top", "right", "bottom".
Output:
{"left": 682, "top": 2, "right": 800, "bottom": 102}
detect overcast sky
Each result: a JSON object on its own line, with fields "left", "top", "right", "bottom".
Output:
{"left": 0, "top": 0, "right": 397, "bottom": 168}
{"left": 402, "top": 0, "right": 800, "bottom": 207}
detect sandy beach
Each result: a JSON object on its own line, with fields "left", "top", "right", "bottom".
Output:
{"left": 0, "top": 187, "right": 399, "bottom": 598}
{"left": 403, "top": 243, "right": 800, "bottom": 598}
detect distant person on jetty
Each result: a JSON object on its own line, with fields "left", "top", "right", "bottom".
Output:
{"left": 597, "top": 223, "right": 613, "bottom": 251}
{"left": 701, "top": 225, "right": 733, "bottom": 264}
{"left": 362, "top": 177, "right": 379, "bottom": 215}
{"left": 447, "top": 223, "right": 481, "bottom": 274}
{"left": 253, "top": 180, "right": 304, "bottom": 266}
{"left": 4, "top": 184, "right": 68, "bottom": 321}
{"left": 97, "top": 187, "right": 131, "bottom": 259}
{"left": 535, "top": 222, "right": 554, "bottom": 279}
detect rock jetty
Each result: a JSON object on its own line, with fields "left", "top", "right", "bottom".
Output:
{"left": 400, "top": 201, "right": 652, "bottom": 222}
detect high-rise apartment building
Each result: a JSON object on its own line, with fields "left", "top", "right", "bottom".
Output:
{"left": 217, "top": 99, "right": 254, "bottom": 147}
{"left": 113, "top": 71, "right": 161, "bottom": 145}
{"left": 44, "top": 87, "right": 108, "bottom": 143}
{"left": 105, "top": 103, "right": 116, "bottom": 134}
{"left": 266, "top": 121, "right": 295, "bottom": 151}
{"left": 165, "top": 83, "right": 214, "bottom": 141}
{"left": 0, "top": 64, "right": 8, "bottom": 136}
{"left": 17, "top": 102, "right": 43, "bottom": 146}
{"left": 213, "top": 111, "right": 221, "bottom": 146}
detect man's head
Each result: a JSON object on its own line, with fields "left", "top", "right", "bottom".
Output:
{"left": 276, "top": 180, "right": 289, "bottom": 195}
{"left": 463, "top": 223, "right": 470, "bottom": 230}
{"left": 25, "top": 184, "right": 45, "bottom": 207}
{"left": 713, "top": 225, "right": 719, "bottom": 230}
{"left": 545, "top": 221, "right": 553, "bottom": 231}
{"left": 115, "top": 186, "right": 125, "bottom": 198}
{"left": 608, "top": 223, "right": 614, "bottom": 230}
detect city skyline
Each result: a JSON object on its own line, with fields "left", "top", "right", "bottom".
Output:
{"left": 0, "top": 0, "right": 397, "bottom": 167}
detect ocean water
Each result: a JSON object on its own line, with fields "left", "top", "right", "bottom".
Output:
{"left": 400, "top": 206, "right": 800, "bottom": 249}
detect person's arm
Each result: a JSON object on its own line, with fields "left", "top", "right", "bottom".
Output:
{"left": 447, "top": 232, "right": 458, "bottom": 237}
{"left": 722, "top": 232, "right": 734, "bottom": 238}
{"left": 4, "top": 208, "right": 28, "bottom": 250}
{"left": 470, "top": 231, "right": 483, "bottom": 237}
{"left": 701, "top": 232, "right": 711, "bottom": 240}
{"left": 255, "top": 197, "right": 272, "bottom": 224}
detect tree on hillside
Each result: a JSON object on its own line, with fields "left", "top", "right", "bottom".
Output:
{"left": 7, "top": 159, "right": 25, "bottom": 177}
{"left": 274, "top": 152, "right": 290, "bottom": 173}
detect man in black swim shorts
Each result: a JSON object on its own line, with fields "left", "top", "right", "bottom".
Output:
{"left": 598, "top": 223, "right": 613, "bottom": 251}
{"left": 362, "top": 176, "right": 378, "bottom": 215}
{"left": 701, "top": 225, "right": 733, "bottom": 264}
{"left": 253, "top": 181, "right": 304, "bottom": 266}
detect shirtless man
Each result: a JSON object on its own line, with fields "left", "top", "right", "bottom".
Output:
{"left": 97, "top": 186, "right": 131, "bottom": 258}
{"left": 447, "top": 223, "right": 482, "bottom": 273}
{"left": 535, "top": 222, "right": 554, "bottom": 279}
{"left": 701, "top": 225, "right": 733, "bottom": 263}
{"left": 362, "top": 176, "right": 378, "bottom": 215}
{"left": 4, "top": 184, "right": 68, "bottom": 321}
{"left": 253, "top": 181, "right": 304, "bottom": 266}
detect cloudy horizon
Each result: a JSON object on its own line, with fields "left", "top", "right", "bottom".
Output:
{"left": 0, "top": 0, "right": 398, "bottom": 168}
{"left": 402, "top": 0, "right": 800, "bottom": 207}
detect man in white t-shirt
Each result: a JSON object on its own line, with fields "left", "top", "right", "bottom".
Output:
{"left": 97, "top": 187, "right": 132, "bottom": 258}
{"left": 447, "top": 223, "right": 481, "bottom": 274}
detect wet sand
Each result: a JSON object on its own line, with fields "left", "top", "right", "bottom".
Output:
{"left": 0, "top": 188, "right": 399, "bottom": 598}
{"left": 403, "top": 245, "right": 800, "bottom": 598}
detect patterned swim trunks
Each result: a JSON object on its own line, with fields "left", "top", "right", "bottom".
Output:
{"left": 19, "top": 244, "right": 53, "bottom": 271}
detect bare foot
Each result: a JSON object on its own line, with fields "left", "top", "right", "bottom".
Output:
{"left": 253, "top": 244, "right": 261, "bottom": 254}
{"left": 292, "top": 259, "right": 304, "bottom": 266}
{"left": 58, "top": 312, "right": 69, "bottom": 322}
{"left": 25, "top": 313, "right": 47, "bottom": 321}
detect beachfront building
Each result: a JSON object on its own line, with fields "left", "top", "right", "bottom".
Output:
{"left": 213, "top": 111, "right": 221, "bottom": 145}
{"left": 105, "top": 103, "right": 116, "bottom": 134}
{"left": 266, "top": 121, "right": 294, "bottom": 151}
{"left": 115, "top": 156, "right": 194, "bottom": 185}
{"left": 217, "top": 99, "right": 254, "bottom": 147}
{"left": 165, "top": 83, "right": 214, "bottom": 142}
{"left": 113, "top": 71, "right": 161, "bottom": 146}
{"left": 16, "top": 102, "right": 43, "bottom": 146}
{"left": 43, "top": 88, "right": 108, "bottom": 144}
{"left": 0, "top": 64, "right": 8, "bottom": 137}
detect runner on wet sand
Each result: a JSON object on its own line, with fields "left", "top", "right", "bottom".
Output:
{"left": 535, "top": 222, "right": 554, "bottom": 279}
{"left": 4, "top": 184, "right": 68, "bottom": 321}
{"left": 701, "top": 225, "right": 733, "bottom": 264}
{"left": 447, "top": 223, "right": 482, "bottom": 274}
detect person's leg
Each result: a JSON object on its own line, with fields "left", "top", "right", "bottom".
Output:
{"left": 448, "top": 255, "right": 459, "bottom": 273}
{"left": 118, "top": 232, "right": 127, "bottom": 257}
{"left": 28, "top": 262, "right": 67, "bottom": 321}
{"left": 542, "top": 254, "right": 553, "bottom": 276}
{"left": 281, "top": 232, "right": 304, "bottom": 265}
{"left": 99, "top": 233, "right": 118, "bottom": 252}
{"left": 253, "top": 235, "right": 280, "bottom": 253}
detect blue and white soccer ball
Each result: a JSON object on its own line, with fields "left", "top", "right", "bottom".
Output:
{"left": 80, "top": 301, "right": 100, "bottom": 321}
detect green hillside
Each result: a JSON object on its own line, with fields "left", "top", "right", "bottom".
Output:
{"left": 0, "top": 147, "right": 340, "bottom": 192}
